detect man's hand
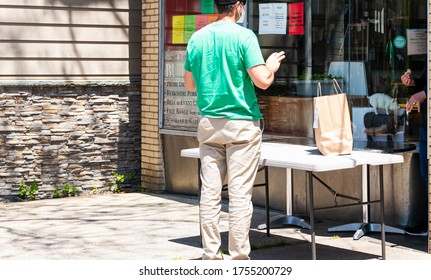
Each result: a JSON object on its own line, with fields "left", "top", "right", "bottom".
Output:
{"left": 248, "top": 51, "right": 285, "bottom": 90}
{"left": 265, "top": 51, "right": 286, "bottom": 74}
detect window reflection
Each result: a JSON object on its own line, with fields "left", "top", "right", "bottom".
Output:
{"left": 162, "top": 0, "right": 427, "bottom": 141}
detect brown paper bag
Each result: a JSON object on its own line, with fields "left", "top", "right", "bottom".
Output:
{"left": 313, "top": 80, "right": 353, "bottom": 156}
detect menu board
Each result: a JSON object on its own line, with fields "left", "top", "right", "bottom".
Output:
{"left": 163, "top": 50, "right": 200, "bottom": 131}
{"left": 258, "top": 3, "right": 288, "bottom": 35}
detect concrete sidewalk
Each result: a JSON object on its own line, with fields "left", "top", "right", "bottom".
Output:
{"left": 0, "top": 192, "right": 430, "bottom": 260}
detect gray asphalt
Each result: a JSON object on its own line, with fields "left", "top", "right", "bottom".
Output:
{"left": 0, "top": 192, "right": 430, "bottom": 260}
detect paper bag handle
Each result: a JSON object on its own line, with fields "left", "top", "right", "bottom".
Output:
{"left": 333, "top": 78, "right": 343, "bottom": 94}
{"left": 317, "top": 82, "right": 322, "bottom": 97}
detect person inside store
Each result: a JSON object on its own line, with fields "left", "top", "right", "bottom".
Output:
{"left": 400, "top": 68, "right": 429, "bottom": 236}
{"left": 184, "top": 0, "right": 285, "bottom": 259}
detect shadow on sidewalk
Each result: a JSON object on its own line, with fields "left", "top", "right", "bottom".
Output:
{"left": 169, "top": 229, "right": 382, "bottom": 260}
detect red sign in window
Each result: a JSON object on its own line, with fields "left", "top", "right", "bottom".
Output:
{"left": 289, "top": 2, "right": 304, "bottom": 35}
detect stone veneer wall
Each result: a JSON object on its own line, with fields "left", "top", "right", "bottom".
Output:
{"left": 0, "top": 84, "right": 141, "bottom": 198}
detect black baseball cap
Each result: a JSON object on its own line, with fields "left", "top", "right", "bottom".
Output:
{"left": 215, "top": 0, "right": 245, "bottom": 5}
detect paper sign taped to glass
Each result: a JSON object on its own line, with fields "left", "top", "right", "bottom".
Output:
{"left": 313, "top": 79, "right": 353, "bottom": 156}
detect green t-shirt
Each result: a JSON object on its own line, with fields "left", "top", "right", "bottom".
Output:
{"left": 184, "top": 22, "right": 264, "bottom": 120}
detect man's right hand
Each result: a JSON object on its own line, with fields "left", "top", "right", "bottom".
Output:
{"left": 265, "top": 51, "right": 285, "bottom": 74}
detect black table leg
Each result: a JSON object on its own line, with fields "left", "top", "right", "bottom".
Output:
{"left": 308, "top": 171, "right": 316, "bottom": 260}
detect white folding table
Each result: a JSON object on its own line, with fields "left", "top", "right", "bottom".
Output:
{"left": 181, "top": 142, "right": 404, "bottom": 260}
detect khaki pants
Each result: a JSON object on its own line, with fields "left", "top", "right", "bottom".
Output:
{"left": 197, "top": 117, "right": 262, "bottom": 260}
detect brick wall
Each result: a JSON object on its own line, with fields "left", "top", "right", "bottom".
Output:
{"left": 0, "top": 84, "right": 141, "bottom": 197}
{"left": 141, "top": 0, "right": 165, "bottom": 191}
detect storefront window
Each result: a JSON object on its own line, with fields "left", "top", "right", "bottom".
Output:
{"left": 161, "top": 0, "right": 427, "bottom": 142}
{"left": 162, "top": 0, "right": 219, "bottom": 132}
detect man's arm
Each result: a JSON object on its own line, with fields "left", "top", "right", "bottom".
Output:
{"left": 184, "top": 70, "right": 196, "bottom": 91}
{"left": 247, "top": 51, "right": 285, "bottom": 90}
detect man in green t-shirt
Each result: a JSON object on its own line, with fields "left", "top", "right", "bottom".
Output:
{"left": 184, "top": 0, "right": 285, "bottom": 260}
